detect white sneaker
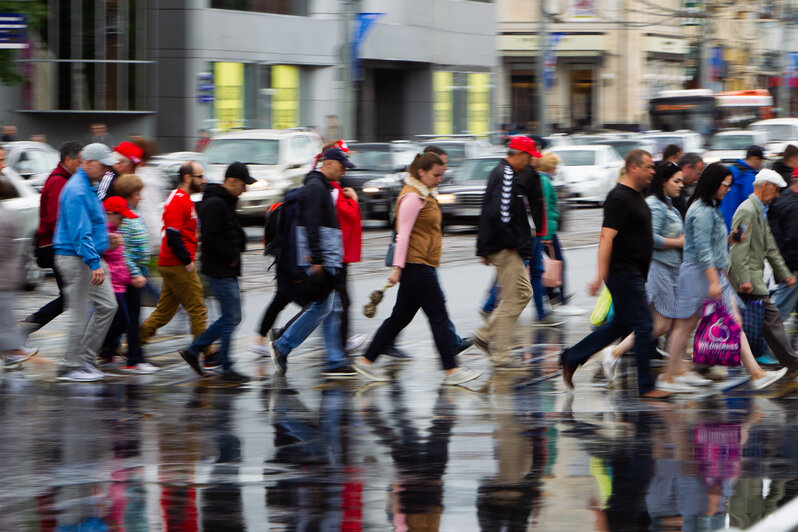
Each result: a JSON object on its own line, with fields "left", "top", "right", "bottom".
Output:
{"left": 442, "top": 366, "right": 483, "bottom": 386}
{"left": 249, "top": 342, "right": 270, "bottom": 356}
{"left": 352, "top": 359, "right": 391, "bottom": 382}
{"left": 345, "top": 333, "right": 368, "bottom": 354}
{"left": 84, "top": 364, "right": 107, "bottom": 379}
{"left": 676, "top": 372, "right": 712, "bottom": 387}
{"left": 126, "top": 363, "right": 158, "bottom": 374}
{"left": 18, "top": 346, "right": 39, "bottom": 357}
{"left": 3, "top": 347, "right": 38, "bottom": 368}
{"left": 601, "top": 346, "right": 619, "bottom": 384}
{"left": 57, "top": 368, "right": 104, "bottom": 382}
{"left": 751, "top": 368, "right": 788, "bottom": 391}
{"left": 656, "top": 377, "right": 697, "bottom": 393}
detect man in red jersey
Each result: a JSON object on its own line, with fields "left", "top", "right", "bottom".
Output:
{"left": 139, "top": 161, "right": 208, "bottom": 356}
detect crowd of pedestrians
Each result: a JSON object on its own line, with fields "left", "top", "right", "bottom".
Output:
{"left": 3, "top": 128, "right": 798, "bottom": 396}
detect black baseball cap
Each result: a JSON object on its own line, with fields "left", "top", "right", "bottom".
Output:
{"left": 322, "top": 148, "right": 355, "bottom": 169}
{"left": 225, "top": 161, "right": 256, "bottom": 184}
{"left": 746, "top": 145, "right": 766, "bottom": 159}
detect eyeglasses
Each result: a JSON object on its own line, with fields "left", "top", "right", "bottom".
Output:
{"left": 720, "top": 181, "right": 732, "bottom": 188}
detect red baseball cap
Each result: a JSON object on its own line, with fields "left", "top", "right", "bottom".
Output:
{"left": 103, "top": 196, "right": 139, "bottom": 219}
{"left": 508, "top": 136, "right": 542, "bottom": 158}
{"left": 113, "top": 141, "right": 143, "bottom": 165}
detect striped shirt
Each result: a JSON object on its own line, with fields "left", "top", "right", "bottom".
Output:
{"left": 500, "top": 164, "right": 514, "bottom": 223}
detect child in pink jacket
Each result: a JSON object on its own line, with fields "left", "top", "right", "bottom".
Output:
{"left": 99, "top": 197, "right": 133, "bottom": 365}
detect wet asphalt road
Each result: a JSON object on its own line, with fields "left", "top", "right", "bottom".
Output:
{"left": 5, "top": 207, "right": 798, "bottom": 530}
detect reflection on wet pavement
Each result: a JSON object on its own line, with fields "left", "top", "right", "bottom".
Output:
{"left": 3, "top": 329, "right": 798, "bottom": 530}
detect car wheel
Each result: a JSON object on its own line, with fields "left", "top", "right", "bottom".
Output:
{"left": 22, "top": 247, "right": 43, "bottom": 291}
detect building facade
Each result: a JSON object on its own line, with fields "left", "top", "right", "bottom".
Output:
{"left": 0, "top": 0, "right": 497, "bottom": 151}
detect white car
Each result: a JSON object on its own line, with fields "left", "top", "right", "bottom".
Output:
{"left": 0, "top": 166, "right": 42, "bottom": 290}
{"left": 2, "top": 141, "right": 60, "bottom": 192}
{"left": 703, "top": 130, "right": 770, "bottom": 165}
{"left": 202, "top": 129, "right": 323, "bottom": 220}
{"left": 548, "top": 145, "right": 624, "bottom": 205}
{"left": 639, "top": 131, "right": 705, "bottom": 159}
{"left": 750, "top": 118, "right": 798, "bottom": 158}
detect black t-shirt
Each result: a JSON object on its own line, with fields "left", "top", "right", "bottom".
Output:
{"left": 602, "top": 183, "right": 653, "bottom": 276}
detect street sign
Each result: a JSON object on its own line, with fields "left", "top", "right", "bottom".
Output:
{"left": 0, "top": 14, "right": 27, "bottom": 50}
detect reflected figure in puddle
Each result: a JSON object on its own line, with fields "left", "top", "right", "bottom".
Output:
{"left": 266, "top": 380, "right": 362, "bottom": 530}
{"left": 359, "top": 384, "right": 456, "bottom": 530}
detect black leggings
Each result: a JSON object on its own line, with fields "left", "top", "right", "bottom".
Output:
{"left": 364, "top": 263, "right": 457, "bottom": 370}
{"left": 258, "top": 291, "right": 291, "bottom": 337}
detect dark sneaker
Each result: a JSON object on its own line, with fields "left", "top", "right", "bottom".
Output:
{"left": 322, "top": 365, "right": 358, "bottom": 378}
{"left": 559, "top": 349, "right": 574, "bottom": 390}
{"left": 383, "top": 346, "right": 412, "bottom": 360}
{"left": 219, "top": 370, "right": 250, "bottom": 384}
{"left": 470, "top": 335, "right": 490, "bottom": 356}
{"left": 455, "top": 338, "right": 473, "bottom": 356}
{"left": 268, "top": 328, "right": 281, "bottom": 342}
{"left": 179, "top": 349, "right": 204, "bottom": 377}
{"left": 270, "top": 340, "right": 288, "bottom": 375}
{"left": 204, "top": 350, "right": 222, "bottom": 370}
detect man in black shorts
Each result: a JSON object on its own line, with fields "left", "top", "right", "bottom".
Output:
{"left": 560, "top": 149, "right": 670, "bottom": 399}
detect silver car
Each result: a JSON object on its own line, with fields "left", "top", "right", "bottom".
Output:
{"left": 1, "top": 166, "right": 42, "bottom": 290}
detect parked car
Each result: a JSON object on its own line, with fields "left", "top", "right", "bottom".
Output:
{"left": 343, "top": 142, "right": 418, "bottom": 224}
{"left": 417, "top": 136, "right": 493, "bottom": 176}
{"left": 580, "top": 137, "right": 658, "bottom": 160}
{"left": 548, "top": 145, "right": 624, "bottom": 206}
{"left": 437, "top": 155, "right": 572, "bottom": 229}
{"left": 2, "top": 141, "right": 60, "bottom": 192}
{"left": 639, "top": 130, "right": 705, "bottom": 159}
{"left": 202, "top": 128, "right": 322, "bottom": 222}
{"left": 703, "top": 130, "right": 770, "bottom": 165}
{"left": 0, "top": 166, "right": 42, "bottom": 290}
{"left": 750, "top": 118, "right": 798, "bottom": 158}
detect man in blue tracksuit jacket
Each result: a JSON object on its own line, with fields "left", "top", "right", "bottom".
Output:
{"left": 53, "top": 143, "right": 119, "bottom": 381}
{"left": 719, "top": 146, "right": 765, "bottom": 230}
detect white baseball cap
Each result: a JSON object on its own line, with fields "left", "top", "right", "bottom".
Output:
{"left": 81, "top": 143, "right": 118, "bottom": 166}
{"left": 754, "top": 168, "right": 787, "bottom": 188}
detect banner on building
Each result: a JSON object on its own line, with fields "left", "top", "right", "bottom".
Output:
{"left": 0, "top": 14, "right": 26, "bottom": 49}
{"left": 433, "top": 71, "right": 453, "bottom": 136}
{"left": 272, "top": 65, "right": 300, "bottom": 129}
{"left": 570, "top": 0, "right": 596, "bottom": 19}
{"left": 351, "top": 12, "right": 384, "bottom": 82}
{"left": 214, "top": 62, "right": 244, "bottom": 132}
{"left": 467, "top": 73, "right": 491, "bottom": 136}
{"left": 544, "top": 33, "right": 563, "bottom": 89}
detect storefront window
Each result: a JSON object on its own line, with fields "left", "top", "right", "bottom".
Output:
{"left": 20, "top": 0, "right": 154, "bottom": 111}
{"left": 211, "top": 0, "right": 308, "bottom": 15}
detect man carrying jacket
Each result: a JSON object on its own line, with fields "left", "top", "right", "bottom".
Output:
{"left": 22, "top": 141, "right": 83, "bottom": 333}
{"left": 720, "top": 145, "right": 765, "bottom": 230}
{"left": 729, "top": 169, "right": 798, "bottom": 378}
{"left": 769, "top": 166, "right": 798, "bottom": 318}
{"left": 471, "top": 136, "right": 537, "bottom": 371}
{"left": 270, "top": 148, "right": 357, "bottom": 379}
{"left": 179, "top": 162, "right": 254, "bottom": 383}
{"left": 54, "top": 143, "right": 119, "bottom": 382}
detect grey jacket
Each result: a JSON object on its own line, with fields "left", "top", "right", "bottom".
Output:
{"left": 0, "top": 203, "right": 21, "bottom": 291}
{"left": 683, "top": 201, "right": 729, "bottom": 271}
{"left": 646, "top": 195, "right": 683, "bottom": 267}
{"left": 729, "top": 194, "right": 792, "bottom": 296}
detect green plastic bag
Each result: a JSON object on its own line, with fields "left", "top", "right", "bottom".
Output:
{"left": 590, "top": 286, "right": 615, "bottom": 327}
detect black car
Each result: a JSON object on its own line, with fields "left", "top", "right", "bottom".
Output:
{"left": 438, "top": 155, "right": 572, "bottom": 230}
{"left": 343, "top": 142, "right": 417, "bottom": 224}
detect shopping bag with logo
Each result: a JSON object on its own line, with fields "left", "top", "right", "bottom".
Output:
{"left": 693, "top": 300, "right": 741, "bottom": 366}
{"left": 590, "top": 286, "right": 615, "bottom": 327}
{"left": 741, "top": 300, "right": 766, "bottom": 357}
{"left": 542, "top": 243, "right": 563, "bottom": 288}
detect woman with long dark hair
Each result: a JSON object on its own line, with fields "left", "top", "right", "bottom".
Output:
{"left": 353, "top": 153, "right": 482, "bottom": 386}
{"left": 664, "top": 162, "right": 785, "bottom": 390}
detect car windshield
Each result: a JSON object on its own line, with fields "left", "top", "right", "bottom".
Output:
{"left": 602, "top": 142, "right": 641, "bottom": 159}
{"left": 204, "top": 139, "right": 279, "bottom": 165}
{"left": 711, "top": 135, "right": 756, "bottom": 150}
{"left": 347, "top": 146, "right": 393, "bottom": 172}
{"left": 553, "top": 150, "right": 597, "bottom": 166}
{"left": 642, "top": 136, "right": 683, "bottom": 152}
{"left": 454, "top": 158, "right": 502, "bottom": 183}
{"left": 752, "top": 124, "right": 796, "bottom": 141}
{"left": 425, "top": 143, "right": 467, "bottom": 167}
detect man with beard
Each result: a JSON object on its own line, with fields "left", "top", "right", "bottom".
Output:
{"left": 139, "top": 161, "right": 209, "bottom": 367}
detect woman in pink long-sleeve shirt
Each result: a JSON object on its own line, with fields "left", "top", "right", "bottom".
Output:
{"left": 351, "top": 153, "right": 482, "bottom": 386}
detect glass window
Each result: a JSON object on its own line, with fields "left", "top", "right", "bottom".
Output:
{"left": 348, "top": 145, "right": 393, "bottom": 172}
{"left": 710, "top": 135, "right": 756, "bottom": 150}
{"left": 551, "top": 150, "right": 597, "bottom": 166}
{"left": 204, "top": 139, "right": 280, "bottom": 165}
{"left": 454, "top": 158, "right": 502, "bottom": 183}
{"left": 752, "top": 124, "right": 798, "bottom": 141}
{"left": 15, "top": 149, "right": 58, "bottom": 176}
{"left": 211, "top": 0, "right": 308, "bottom": 15}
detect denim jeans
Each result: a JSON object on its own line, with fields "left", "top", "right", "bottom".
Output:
{"left": 772, "top": 282, "right": 798, "bottom": 320}
{"left": 564, "top": 269, "right": 656, "bottom": 395}
{"left": 188, "top": 277, "right": 242, "bottom": 373}
{"left": 273, "top": 290, "right": 348, "bottom": 370}
{"left": 528, "top": 238, "right": 546, "bottom": 319}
